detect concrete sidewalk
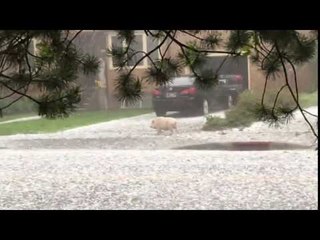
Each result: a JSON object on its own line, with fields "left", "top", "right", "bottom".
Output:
{"left": 0, "top": 116, "right": 40, "bottom": 125}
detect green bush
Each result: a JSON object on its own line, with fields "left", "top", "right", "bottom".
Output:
{"left": 203, "top": 90, "right": 259, "bottom": 131}
{"left": 203, "top": 89, "right": 317, "bottom": 131}
{"left": 202, "top": 116, "right": 228, "bottom": 131}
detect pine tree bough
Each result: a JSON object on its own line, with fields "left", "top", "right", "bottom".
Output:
{"left": 0, "top": 30, "right": 100, "bottom": 119}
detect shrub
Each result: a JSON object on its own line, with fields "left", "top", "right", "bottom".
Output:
{"left": 203, "top": 90, "right": 259, "bottom": 131}
{"left": 203, "top": 89, "right": 317, "bottom": 131}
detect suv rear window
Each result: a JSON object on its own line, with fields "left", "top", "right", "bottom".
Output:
{"left": 169, "top": 77, "right": 195, "bottom": 86}
{"left": 219, "top": 74, "right": 239, "bottom": 79}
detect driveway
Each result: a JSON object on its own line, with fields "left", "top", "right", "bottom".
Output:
{"left": 0, "top": 107, "right": 317, "bottom": 209}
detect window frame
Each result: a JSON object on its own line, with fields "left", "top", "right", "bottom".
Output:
{"left": 107, "top": 32, "right": 161, "bottom": 70}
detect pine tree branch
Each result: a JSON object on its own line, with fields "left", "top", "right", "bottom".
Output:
{"left": 25, "top": 40, "right": 34, "bottom": 83}
{"left": 302, "top": 109, "right": 318, "bottom": 118}
{"left": 258, "top": 35, "right": 271, "bottom": 55}
{"left": 0, "top": 32, "right": 27, "bottom": 49}
{"left": 261, "top": 71, "right": 271, "bottom": 106}
{"left": 166, "top": 30, "right": 238, "bottom": 84}
{"left": 26, "top": 49, "right": 44, "bottom": 60}
{"left": 159, "top": 46, "right": 164, "bottom": 59}
{"left": 115, "top": 50, "right": 159, "bottom": 71}
{"left": 260, "top": 51, "right": 281, "bottom": 106}
{"left": 0, "top": 94, "right": 25, "bottom": 111}
{"left": 125, "top": 31, "right": 171, "bottom": 78}
{"left": 63, "top": 30, "right": 70, "bottom": 43}
{"left": 66, "top": 30, "right": 83, "bottom": 50}
{"left": 145, "top": 30, "right": 162, "bottom": 38}
{"left": 275, "top": 42, "right": 317, "bottom": 138}
{"left": 0, "top": 84, "right": 28, "bottom": 99}
{"left": 145, "top": 30, "right": 165, "bottom": 59}
{"left": 271, "top": 84, "right": 288, "bottom": 114}
{"left": 46, "top": 91, "right": 78, "bottom": 104}
{"left": 0, "top": 80, "right": 40, "bottom": 104}
{"left": 0, "top": 90, "right": 17, "bottom": 99}
{"left": 178, "top": 44, "right": 201, "bottom": 79}
{"left": 282, "top": 55, "right": 299, "bottom": 104}
{"left": 165, "top": 30, "right": 239, "bottom": 55}
{"left": 179, "top": 30, "right": 208, "bottom": 42}
{"left": 0, "top": 72, "right": 13, "bottom": 80}
{"left": 162, "top": 31, "right": 177, "bottom": 58}
{"left": 215, "top": 54, "right": 230, "bottom": 75}
{"left": 0, "top": 49, "right": 33, "bottom": 111}
{"left": 260, "top": 44, "right": 275, "bottom": 70}
{"left": 0, "top": 55, "right": 8, "bottom": 71}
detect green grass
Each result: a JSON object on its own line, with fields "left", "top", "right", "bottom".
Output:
{"left": 299, "top": 91, "right": 318, "bottom": 108}
{"left": 0, "top": 108, "right": 152, "bottom": 136}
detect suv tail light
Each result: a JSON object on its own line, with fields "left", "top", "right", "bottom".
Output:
{"left": 152, "top": 89, "right": 161, "bottom": 96}
{"left": 232, "top": 75, "right": 243, "bottom": 84}
{"left": 180, "top": 86, "right": 197, "bottom": 95}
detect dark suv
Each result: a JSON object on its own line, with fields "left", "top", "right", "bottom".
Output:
{"left": 151, "top": 75, "right": 244, "bottom": 116}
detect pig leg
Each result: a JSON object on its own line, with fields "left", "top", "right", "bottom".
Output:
{"left": 157, "top": 129, "right": 162, "bottom": 135}
{"left": 173, "top": 122, "right": 178, "bottom": 134}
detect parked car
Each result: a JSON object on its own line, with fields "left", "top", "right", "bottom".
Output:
{"left": 151, "top": 74, "right": 244, "bottom": 116}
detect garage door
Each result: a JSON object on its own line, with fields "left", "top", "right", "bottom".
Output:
{"left": 198, "top": 55, "right": 250, "bottom": 90}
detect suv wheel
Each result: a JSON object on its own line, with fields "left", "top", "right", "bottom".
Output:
{"left": 196, "top": 98, "right": 210, "bottom": 116}
{"left": 203, "top": 99, "right": 209, "bottom": 115}
{"left": 227, "top": 95, "right": 233, "bottom": 108}
{"left": 223, "top": 94, "right": 238, "bottom": 109}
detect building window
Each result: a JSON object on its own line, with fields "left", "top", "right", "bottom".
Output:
{"left": 147, "top": 36, "right": 160, "bottom": 66}
{"left": 32, "top": 38, "right": 42, "bottom": 55}
{"left": 127, "top": 35, "right": 144, "bottom": 67}
{"left": 111, "top": 36, "right": 124, "bottom": 67}
{"left": 109, "top": 33, "right": 160, "bottom": 69}
{"left": 30, "top": 38, "right": 43, "bottom": 71}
